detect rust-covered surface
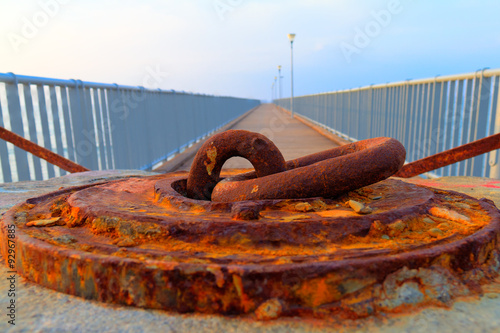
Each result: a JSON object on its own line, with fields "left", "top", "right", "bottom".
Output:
{"left": 187, "top": 130, "right": 287, "bottom": 200}
{"left": 212, "top": 137, "right": 406, "bottom": 202}
{"left": 1, "top": 170, "right": 500, "bottom": 319}
{"left": 187, "top": 130, "right": 406, "bottom": 202}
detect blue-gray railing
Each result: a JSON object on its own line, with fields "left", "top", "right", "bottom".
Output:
{"left": 0, "top": 73, "right": 260, "bottom": 182}
{"left": 275, "top": 69, "right": 500, "bottom": 178}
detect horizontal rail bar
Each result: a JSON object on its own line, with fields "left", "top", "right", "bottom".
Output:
{"left": 277, "top": 68, "right": 500, "bottom": 99}
{"left": 0, "top": 72, "right": 145, "bottom": 91}
{"left": 0, "top": 72, "right": 251, "bottom": 98}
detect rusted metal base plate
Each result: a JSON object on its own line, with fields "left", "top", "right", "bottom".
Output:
{"left": 1, "top": 170, "right": 500, "bottom": 319}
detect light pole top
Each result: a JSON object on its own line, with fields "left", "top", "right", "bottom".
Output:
{"left": 287, "top": 33, "right": 296, "bottom": 43}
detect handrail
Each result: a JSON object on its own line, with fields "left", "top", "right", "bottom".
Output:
{"left": 0, "top": 72, "right": 260, "bottom": 182}
{"left": 0, "top": 72, "right": 250, "bottom": 98}
{"left": 275, "top": 68, "right": 500, "bottom": 178}
{"left": 276, "top": 68, "right": 500, "bottom": 99}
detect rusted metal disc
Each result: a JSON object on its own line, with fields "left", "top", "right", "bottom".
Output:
{"left": 1, "top": 171, "right": 500, "bottom": 319}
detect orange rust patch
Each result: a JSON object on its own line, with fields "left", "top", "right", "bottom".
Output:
{"left": 316, "top": 209, "right": 357, "bottom": 218}
{"left": 204, "top": 145, "right": 217, "bottom": 176}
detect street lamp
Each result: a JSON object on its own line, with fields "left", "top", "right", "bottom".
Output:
{"left": 273, "top": 76, "right": 277, "bottom": 101}
{"left": 287, "top": 33, "right": 295, "bottom": 118}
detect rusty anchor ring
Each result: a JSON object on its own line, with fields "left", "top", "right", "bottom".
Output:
{"left": 186, "top": 130, "right": 287, "bottom": 200}
{"left": 186, "top": 131, "right": 407, "bottom": 202}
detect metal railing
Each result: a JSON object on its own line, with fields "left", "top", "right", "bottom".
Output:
{"left": 275, "top": 69, "right": 500, "bottom": 178}
{"left": 0, "top": 72, "right": 260, "bottom": 183}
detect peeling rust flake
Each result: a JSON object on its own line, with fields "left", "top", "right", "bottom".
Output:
{"left": 204, "top": 145, "right": 217, "bottom": 176}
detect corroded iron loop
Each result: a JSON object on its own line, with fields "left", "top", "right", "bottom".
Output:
{"left": 212, "top": 137, "right": 406, "bottom": 202}
{"left": 186, "top": 130, "right": 287, "bottom": 200}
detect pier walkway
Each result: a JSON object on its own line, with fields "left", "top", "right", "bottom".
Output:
{"left": 156, "top": 103, "right": 339, "bottom": 172}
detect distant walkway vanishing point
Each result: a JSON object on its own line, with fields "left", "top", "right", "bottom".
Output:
{"left": 155, "top": 104, "right": 339, "bottom": 172}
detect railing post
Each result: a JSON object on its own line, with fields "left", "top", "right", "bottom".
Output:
{"left": 0, "top": 92, "right": 12, "bottom": 182}
{"left": 489, "top": 77, "right": 500, "bottom": 178}
{"left": 5, "top": 73, "right": 30, "bottom": 181}
{"left": 22, "top": 80, "right": 43, "bottom": 179}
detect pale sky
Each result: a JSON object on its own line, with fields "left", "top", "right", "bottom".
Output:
{"left": 1, "top": 0, "right": 499, "bottom": 100}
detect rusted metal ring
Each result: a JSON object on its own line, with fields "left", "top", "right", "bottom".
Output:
{"left": 186, "top": 130, "right": 287, "bottom": 200}
{"left": 212, "top": 137, "right": 406, "bottom": 202}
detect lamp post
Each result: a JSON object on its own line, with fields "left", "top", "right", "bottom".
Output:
{"left": 277, "top": 65, "right": 282, "bottom": 100}
{"left": 273, "top": 76, "right": 277, "bottom": 101}
{"left": 287, "top": 33, "right": 295, "bottom": 118}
